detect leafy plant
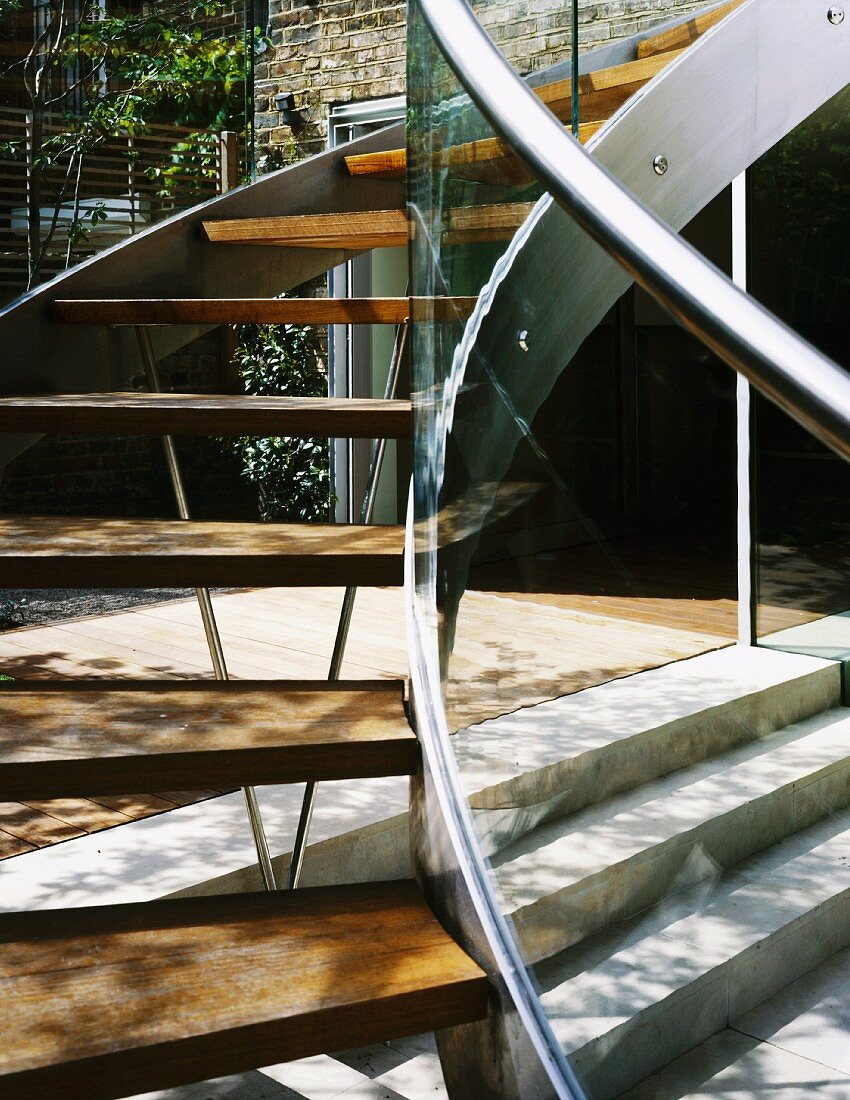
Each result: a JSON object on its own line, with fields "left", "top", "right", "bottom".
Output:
{"left": 228, "top": 322, "right": 334, "bottom": 522}
{"left": 0, "top": 596, "right": 27, "bottom": 630}
{"left": 1, "top": 0, "right": 266, "bottom": 286}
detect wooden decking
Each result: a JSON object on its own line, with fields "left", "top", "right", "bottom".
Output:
{"left": 0, "top": 534, "right": 822, "bottom": 864}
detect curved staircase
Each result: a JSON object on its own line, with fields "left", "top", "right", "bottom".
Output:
{"left": 1, "top": 0, "right": 849, "bottom": 1095}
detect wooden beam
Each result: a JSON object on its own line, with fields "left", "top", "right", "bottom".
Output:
{"left": 344, "top": 48, "right": 687, "bottom": 181}
{"left": 537, "top": 48, "right": 685, "bottom": 121}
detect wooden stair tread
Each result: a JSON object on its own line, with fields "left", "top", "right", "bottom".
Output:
{"left": 0, "top": 882, "right": 488, "bottom": 1099}
{"left": 52, "top": 296, "right": 478, "bottom": 326}
{"left": 0, "top": 393, "right": 412, "bottom": 438}
{"left": 203, "top": 203, "right": 535, "bottom": 248}
{"left": 347, "top": 120, "right": 603, "bottom": 181}
{"left": 636, "top": 0, "right": 744, "bottom": 57}
{"left": 0, "top": 680, "right": 416, "bottom": 797}
{"left": 345, "top": 47, "right": 686, "bottom": 181}
{"left": 537, "top": 47, "right": 685, "bottom": 120}
{"left": 0, "top": 516, "right": 404, "bottom": 588}
{"left": 202, "top": 208, "right": 409, "bottom": 249}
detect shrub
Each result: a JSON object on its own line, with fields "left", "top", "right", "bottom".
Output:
{"left": 228, "top": 322, "right": 334, "bottom": 522}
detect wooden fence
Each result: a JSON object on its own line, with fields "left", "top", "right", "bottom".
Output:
{"left": 0, "top": 107, "right": 240, "bottom": 303}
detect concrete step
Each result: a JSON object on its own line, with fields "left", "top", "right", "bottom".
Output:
{"left": 494, "top": 706, "right": 850, "bottom": 961}
{"left": 621, "top": 943, "right": 850, "bottom": 1097}
{"left": 453, "top": 647, "right": 838, "bottom": 855}
{"left": 534, "top": 810, "right": 850, "bottom": 1099}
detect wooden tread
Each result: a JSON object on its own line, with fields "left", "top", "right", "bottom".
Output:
{"left": 0, "top": 394, "right": 412, "bottom": 438}
{"left": 345, "top": 47, "right": 685, "bottom": 181}
{"left": 0, "top": 680, "right": 416, "bottom": 798}
{"left": 536, "top": 47, "right": 685, "bottom": 121}
{"left": 202, "top": 208, "right": 409, "bottom": 249}
{"left": 637, "top": 0, "right": 743, "bottom": 57}
{"left": 52, "top": 296, "right": 478, "bottom": 326}
{"left": 0, "top": 882, "right": 489, "bottom": 1099}
{"left": 346, "top": 120, "right": 603, "bottom": 181}
{"left": 203, "top": 203, "right": 535, "bottom": 248}
{"left": 0, "top": 516, "right": 404, "bottom": 588}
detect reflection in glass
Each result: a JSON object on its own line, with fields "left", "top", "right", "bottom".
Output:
{"left": 753, "top": 85, "right": 850, "bottom": 660}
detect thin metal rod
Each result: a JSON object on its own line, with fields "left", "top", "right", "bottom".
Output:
{"left": 732, "top": 171, "right": 754, "bottom": 646}
{"left": 134, "top": 327, "right": 277, "bottom": 891}
{"left": 571, "top": 0, "right": 579, "bottom": 138}
{"left": 286, "top": 317, "right": 409, "bottom": 890}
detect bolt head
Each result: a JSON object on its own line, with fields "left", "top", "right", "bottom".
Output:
{"left": 828, "top": 4, "right": 844, "bottom": 22}
{"left": 517, "top": 329, "right": 530, "bottom": 352}
{"left": 652, "top": 154, "right": 669, "bottom": 176}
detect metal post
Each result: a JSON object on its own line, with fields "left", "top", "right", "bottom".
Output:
{"left": 732, "top": 171, "right": 755, "bottom": 646}
{"left": 135, "top": 326, "right": 278, "bottom": 890}
{"left": 286, "top": 317, "right": 410, "bottom": 890}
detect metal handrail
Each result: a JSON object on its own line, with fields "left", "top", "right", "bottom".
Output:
{"left": 418, "top": 0, "right": 850, "bottom": 463}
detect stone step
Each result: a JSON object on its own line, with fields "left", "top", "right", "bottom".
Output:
{"left": 494, "top": 706, "right": 850, "bottom": 961}
{"left": 534, "top": 810, "right": 850, "bottom": 1098}
{"left": 453, "top": 647, "right": 838, "bottom": 856}
{"left": 621, "top": 943, "right": 850, "bottom": 1097}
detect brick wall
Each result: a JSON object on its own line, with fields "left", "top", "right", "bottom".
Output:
{"left": 255, "top": 0, "right": 406, "bottom": 159}
{"left": 0, "top": 333, "right": 257, "bottom": 521}
{"left": 255, "top": 0, "right": 702, "bottom": 158}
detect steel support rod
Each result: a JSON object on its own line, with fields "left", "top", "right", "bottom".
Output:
{"left": 286, "top": 318, "right": 409, "bottom": 890}
{"left": 135, "top": 327, "right": 277, "bottom": 890}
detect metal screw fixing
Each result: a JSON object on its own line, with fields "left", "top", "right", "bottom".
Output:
{"left": 652, "top": 154, "right": 669, "bottom": 176}
{"left": 517, "top": 329, "right": 530, "bottom": 352}
{"left": 828, "top": 5, "right": 844, "bottom": 23}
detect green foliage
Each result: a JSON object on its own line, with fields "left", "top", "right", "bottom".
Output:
{"left": 229, "top": 323, "right": 334, "bottom": 523}
{"left": 64, "top": 1, "right": 262, "bottom": 131}
{"left": 3, "top": 0, "right": 267, "bottom": 280}
{"left": 0, "top": 597, "right": 26, "bottom": 630}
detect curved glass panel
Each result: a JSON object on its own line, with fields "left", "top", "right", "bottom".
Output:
{"left": 409, "top": 0, "right": 850, "bottom": 1096}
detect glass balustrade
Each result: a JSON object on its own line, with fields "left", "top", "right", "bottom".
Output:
{"left": 409, "top": 0, "right": 850, "bottom": 1095}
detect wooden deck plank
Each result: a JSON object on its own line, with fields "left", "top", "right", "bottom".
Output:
{"left": 22, "top": 798, "right": 132, "bottom": 833}
{"left": 0, "top": 882, "right": 488, "bottom": 1100}
{"left": 0, "top": 802, "right": 86, "bottom": 846}
{"left": 0, "top": 517, "right": 405, "bottom": 589}
{"left": 0, "top": 394, "right": 413, "bottom": 440}
{"left": 52, "top": 297, "right": 477, "bottom": 326}
{"left": 0, "top": 682, "right": 415, "bottom": 799}
{"left": 0, "top": 830, "right": 36, "bottom": 859}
